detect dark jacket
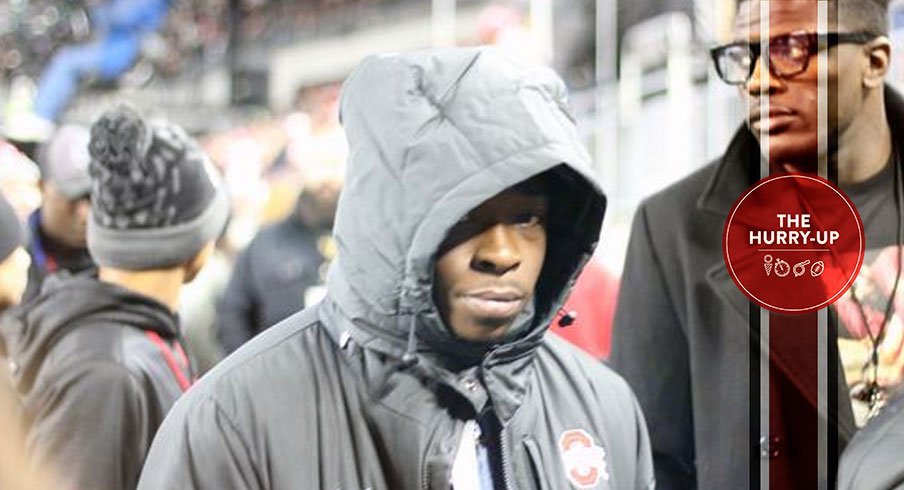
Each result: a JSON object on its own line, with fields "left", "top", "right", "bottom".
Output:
{"left": 0, "top": 275, "right": 192, "bottom": 490}
{"left": 609, "top": 89, "right": 904, "bottom": 489}
{"left": 218, "top": 207, "right": 330, "bottom": 354}
{"left": 22, "top": 210, "right": 96, "bottom": 303}
{"left": 138, "top": 48, "right": 654, "bottom": 490}
{"left": 838, "top": 394, "right": 904, "bottom": 490}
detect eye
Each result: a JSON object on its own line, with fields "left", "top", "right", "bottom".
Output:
{"left": 511, "top": 212, "right": 543, "bottom": 227}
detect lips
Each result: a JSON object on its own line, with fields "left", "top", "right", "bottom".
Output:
{"left": 749, "top": 106, "right": 796, "bottom": 133}
{"left": 459, "top": 288, "right": 526, "bottom": 319}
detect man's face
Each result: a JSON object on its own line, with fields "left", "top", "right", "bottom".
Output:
{"left": 40, "top": 182, "right": 90, "bottom": 248}
{"left": 433, "top": 187, "right": 548, "bottom": 343}
{"left": 0, "top": 248, "right": 31, "bottom": 309}
{"left": 301, "top": 176, "right": 342, "bottom": 227}
{"left": 298, "top": 158, "right": 344, "bottom": 228}
{"left": 734, "top": 0, "right": 865, "bottom": 169}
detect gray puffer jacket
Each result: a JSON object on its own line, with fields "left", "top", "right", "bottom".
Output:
{"left": 138, "top": 47, "right": 654, "bottom": 490}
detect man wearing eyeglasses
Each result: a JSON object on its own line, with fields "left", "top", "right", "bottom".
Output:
{"left": 612, "top": 0, "right": 894, "bottom": 488}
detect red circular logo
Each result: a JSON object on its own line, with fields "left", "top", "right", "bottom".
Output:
{"left": 723, "top": 174, "right": 865, "bottom": 314}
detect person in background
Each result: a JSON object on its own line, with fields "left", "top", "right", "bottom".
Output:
{"left": 611, "top": 0, "right": 893, "bottom": 487}
{"left": 0, "top": 194, "right": 39, "bottom": 489}
{"left": 0, "top": 106, "right": 228, "bottom": 490}
{"left": 217, "top": 163, "right": 343, "bottom": 354}
{"left": 0, "top": 140, "right": 42, "bottom": 221}
{"left": 0, "top": 371, "right": 57, "bottom": 490}
{"left": 179, "top": 228, "right": 233, "bottom": 374}
{"left": 22, "top": 125, "right": 95, "bottom": 302}
{"left": 0, "top": 192, "right": 30, "bottom": 316}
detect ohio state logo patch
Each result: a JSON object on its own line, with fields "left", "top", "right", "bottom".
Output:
{"left": 558, "top": 429, "right": 609, "bottom": 489}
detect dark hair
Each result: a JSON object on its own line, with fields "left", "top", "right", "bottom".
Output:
{"left": 737, "top": 0, "right": 890, "bottom": 35}
{"left": 835, "top": 0, "right": 890, "bottom": 35}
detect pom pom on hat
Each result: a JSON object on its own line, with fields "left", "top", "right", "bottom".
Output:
{"left": 86, "top": 106, "right": 229, "bottom": 270}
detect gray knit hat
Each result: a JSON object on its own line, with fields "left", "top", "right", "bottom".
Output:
{"left": 86, "top": 106, "right": 229, "bottom": 269}
{"left": 0, "top": 191, "right": 23, "bottom": 262}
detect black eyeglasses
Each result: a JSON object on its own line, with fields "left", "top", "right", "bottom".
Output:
{"left": 710, "top": 31, "right": 877, "bottom": 85}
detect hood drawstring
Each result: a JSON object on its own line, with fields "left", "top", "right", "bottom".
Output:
{"left": 400, "top": 310, "right": 420, "bottom": 368}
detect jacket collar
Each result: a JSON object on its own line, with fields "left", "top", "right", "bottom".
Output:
{"left": 697, "top": 125, "right": 759, "bottom": 218}
{"left": 698, "top": 125, "right": 761, "bottom": 326}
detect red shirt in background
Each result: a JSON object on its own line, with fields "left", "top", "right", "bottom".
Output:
{"left": 550, "top": 257, "right": 619, "bottom": 360}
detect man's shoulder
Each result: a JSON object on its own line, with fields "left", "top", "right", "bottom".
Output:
{"left": 30, "top": 319, "right": 163, "bottom": 391}
{"left": 539, "top": 334, "right": 634, "bottom": 402}
{"left": 50, "top": 320, "right": 140, "bottom": 356}
{"left": 178, "top": 307, "right": 330, "bottom": 416}
{"left": 23, "top": 354, "right": 149, "bottom": 422}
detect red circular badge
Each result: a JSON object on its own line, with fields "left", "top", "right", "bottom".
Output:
{"left": 723, "top": 174, "right": 865, "bottom": 314}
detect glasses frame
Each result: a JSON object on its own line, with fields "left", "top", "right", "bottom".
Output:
{"left": 710, "top": 31, "right": 877, "bottom": 85}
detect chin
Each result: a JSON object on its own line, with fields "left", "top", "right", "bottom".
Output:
{"left": 70, "top": 238, "right": 89, "bottom": 249}
{"left": 763, "top": 141, "right": 820, "bottom": 169}
{"left": 457, "top": 319, "right": 513, "bottom": 343}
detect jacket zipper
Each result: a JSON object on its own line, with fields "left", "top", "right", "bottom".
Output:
{"left": 500, "top": 425, "right": 514, "bottom": 490}
{"left": 421, "top": 421, "right": 468, "bottom": 490}
{"left": 421, "top": 460, "right": 429, "bottom": 490}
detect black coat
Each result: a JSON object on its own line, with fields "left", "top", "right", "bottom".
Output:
{"left": 606, "top": 87, "right": 904, "bottom": 488}
{"left": 217, "top": 211, "right": 330, "bottom": 354}
{"left": 0, "top": 275, "right": 192, "bottom": 490}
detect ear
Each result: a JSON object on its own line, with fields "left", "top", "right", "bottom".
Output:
{"left": 862, "top": 36, "right": 891, "bottom": 89}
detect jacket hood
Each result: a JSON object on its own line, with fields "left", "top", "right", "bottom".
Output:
{"left": 321, "top": 48, "right": 606, "bottom": 368}
{"left": 1, "top": 275, "right": 179, "bottom": 392}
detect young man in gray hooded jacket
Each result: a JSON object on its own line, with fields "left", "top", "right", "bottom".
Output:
{"left": 138, "top": 47, "right": 654, "bottom": 490}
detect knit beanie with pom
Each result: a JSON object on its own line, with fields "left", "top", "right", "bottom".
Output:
{"left": 86, "top": 106, "right": 229, "bottom": 269}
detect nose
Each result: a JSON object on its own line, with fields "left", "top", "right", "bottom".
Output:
{"left": 745, "top": 55, "right": 782, "bottom": 96}
{"left": 471, "top": 224, "right": 521, "bottom": 275}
